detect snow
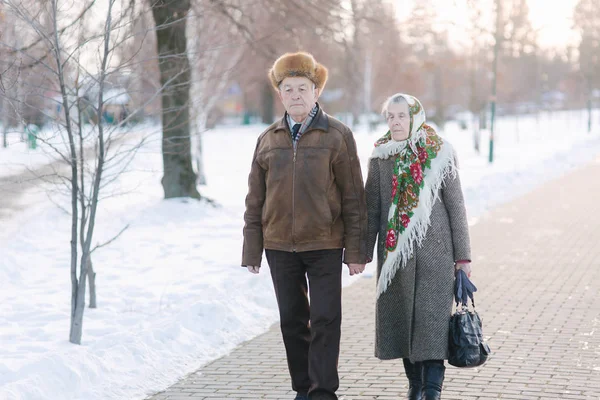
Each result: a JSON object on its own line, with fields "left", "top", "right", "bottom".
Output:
{"left": 0, "top": 124, "right": 133, "bottom": 179}
{"left": 1, "top": 109, "right": 600, "bottom": 400}
{"left": 442, "top": 109, "right": 600, "bottom": 219}
{"left": 0, "top": 129, "right": 58, "bottom": 178}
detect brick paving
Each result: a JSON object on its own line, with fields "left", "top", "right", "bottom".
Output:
{"left": 148, "top": 155, "right": 600, "bottom": 400}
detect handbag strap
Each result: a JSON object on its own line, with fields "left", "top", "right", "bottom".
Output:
{"left": 456, "top": 293, "right": 476, "bottom": 309}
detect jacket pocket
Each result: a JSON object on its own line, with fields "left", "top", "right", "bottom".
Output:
{"left": 329, "top": 190, "right": 341, "bottom": 225}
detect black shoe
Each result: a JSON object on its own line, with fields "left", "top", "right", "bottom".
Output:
{"left": 308, "top": 391, "right": 337, "bottom": 400}
{"left": 402, "top": 358, "right": 423, "bottom": 400}
{"left": 422, "top": 361, "right": 445, "bottom": 400}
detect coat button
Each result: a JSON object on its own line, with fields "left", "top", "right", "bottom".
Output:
{"left": 437, "top": 239, "right": 441, "bottom": 244}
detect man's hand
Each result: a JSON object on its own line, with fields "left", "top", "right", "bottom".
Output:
{"left": 247, "top": 266, "right": 260, "bottom": 274}
{"left": 348, "top": 263, "right": 366, "bottom": 276}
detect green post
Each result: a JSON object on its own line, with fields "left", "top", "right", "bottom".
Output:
{"left": 26, "top": 124, "right": 38, "bottom": 150}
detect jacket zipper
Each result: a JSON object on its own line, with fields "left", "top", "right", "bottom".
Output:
{"left": 290, "top": 132, "right": 297, "bottom": 252}
{"left": 292, "top": 144, "right": 297, "bottom": 252}
{"left": 291, "top": 128, "right": 310, "bottom": 252}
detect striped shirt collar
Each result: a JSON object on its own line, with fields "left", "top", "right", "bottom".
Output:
{"left": 286, "top": 104, "right": 319, "bottom": 135}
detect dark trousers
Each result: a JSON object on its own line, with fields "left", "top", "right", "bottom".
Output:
{"left": 265, "top": 249, "right": 343, "bottom": 398}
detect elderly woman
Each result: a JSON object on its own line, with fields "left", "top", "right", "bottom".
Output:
{"left": 365, "top": 93, "right": 472, "bottom": 400}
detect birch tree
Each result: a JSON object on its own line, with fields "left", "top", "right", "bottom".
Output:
{"left": 574, "top": 0, "right": 600, "bottom": 131}
{"left": 187, "top": 3, "right": 244, "bottom": 185}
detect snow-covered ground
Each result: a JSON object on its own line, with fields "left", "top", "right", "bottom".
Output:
{"left": 0, "top": 123, "right": 142, "bottom": 179}
{"left": 0, "top": 128, "right": 58, "bottom": 178}
{"left": 444, "top": 108, "right": 600, "bottom": 219}
{"left": 1, "top": 109, "right": 600, "bottom": 400}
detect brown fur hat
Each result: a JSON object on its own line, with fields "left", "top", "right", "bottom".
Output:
{"left": 268, "top": 52, "right": 328, "bottom": 91}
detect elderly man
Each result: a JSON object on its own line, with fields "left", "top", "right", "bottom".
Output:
{"left": 242, "top": 52, "right": 368, "bottom": 400}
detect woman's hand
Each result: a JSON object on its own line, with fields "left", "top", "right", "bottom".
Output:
{"left": 455, "top": 261, "right": 471, "bottom": 278}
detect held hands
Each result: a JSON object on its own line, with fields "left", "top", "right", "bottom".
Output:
{"left": 348, "top": 263, "right": 366, "bottom": 276}
{"left": 247, "top": 264, "right": 367, "bottom": 275}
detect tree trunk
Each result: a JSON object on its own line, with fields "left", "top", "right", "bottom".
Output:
{"left": 2, "top": 95, "right": 10, "bottom": 148}
{"left": 195, "top": 115, "right": 207, "bottom": 185}
{"left": 473, "top": 113, "right": 480, "bottom": 153}
{"left": 88, "top": 258, "right": 97, "bottom": 308}
{"left": 49, "top": 0, "right": 82, "bottom": 345}
{"left": 363, "top": 48, "right": 372, "bottom": 115}
{"left": 480, "top": 108, "right": 487, "bottom": 130}
{"left": 69, "top": 274, "right": 86, "bottom": 344}
{"left": 69, "top": 253, "right": 89, "bottom": 345}
{"left": 349, "top": 0, "right": 363, "bottom": 126}
{"left": 469, "top": 46, "right": 479, "bottom": 152}
{"left": 434, "top": 64, "right": 445, "bottom": 128}
{"left": 588, "top": 98, "right": 592, "bottom": 133}
{"left": 151, "top": 0, "right": 200, "bottom": 199}
{"left": 261, "top": 81, "right": 274, "bottom": 124}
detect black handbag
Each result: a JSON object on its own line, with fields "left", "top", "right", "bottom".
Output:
{"left": 448, "top": 274, "right": 491, "bottom": 368}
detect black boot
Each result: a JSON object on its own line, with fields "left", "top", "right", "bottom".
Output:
{"left": 402, "top": 358, "right": 423, "bottom": 400}
{"left": 421, "top": 361, "right": 445, "bottom": 400}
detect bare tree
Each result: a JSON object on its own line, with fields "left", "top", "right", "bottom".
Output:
{"left": 464, "top": 0, "right": 494, "bottom": 149}
{"left": 57, "top": 0, "right": 111, "bottom": 345}
{"left": 404, "top": 0, "right": 460, "bottom": 126}
{"left": 574, "top": 0, "right": 600, "bottom": 131}
{"left": 0, "top": 4, "right": 37, "bottom": 147}
{"left": 0, "top": 10, "right": 18, "bottom": 147}
{"left": 501, "top": 0, "right": 540, "bottom": 110}
{"left": 115, "top": 0, "right": 161, "bottom": 120}
{"left": 343, "top": 0, "right": 365, "bottom": 124}
{"left": 210, "top": 0, "right": 351, "bottom": 121}
{"left": 187, "top": 3, "right": 245, "bottom": 185}
{"left": 1, "top": 0, "right": 167, "bottom": 344}
{"left": 150, "top": 0, "right": 200, "bottom": 199}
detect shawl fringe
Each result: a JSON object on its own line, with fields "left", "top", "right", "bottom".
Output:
{"left": 373, "top": 133, "right": 457, "bottom": 298}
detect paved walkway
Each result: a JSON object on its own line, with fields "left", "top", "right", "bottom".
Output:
{"left": 148, "top": 155, "right": 600, "bottom": 400}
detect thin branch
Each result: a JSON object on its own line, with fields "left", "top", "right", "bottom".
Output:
{"left": 91, "top": 223, "right": 130, "bottom": 253}
{"left": 7, "top": 0, "right": 97, "bottom": 56}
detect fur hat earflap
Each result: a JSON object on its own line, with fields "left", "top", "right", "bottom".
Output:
{"left": 268, "top": 52, "right": 328, "bottom": 91}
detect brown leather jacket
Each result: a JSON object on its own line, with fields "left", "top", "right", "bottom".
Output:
{"left": 242, "top": 107, "right": 367, "bottom": 267}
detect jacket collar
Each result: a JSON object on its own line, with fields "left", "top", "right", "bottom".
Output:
{"left": 274, "top": 103, "right": 329, "bottom": 133}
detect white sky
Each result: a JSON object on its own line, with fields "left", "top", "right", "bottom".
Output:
{"left": 527, "top": 0, "right": 579, "bottom": 48}
{"left": 394, "top": 0, "right": 580, "bottom": 50}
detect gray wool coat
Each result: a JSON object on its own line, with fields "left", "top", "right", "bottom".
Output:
{"left": 365, "top": 155, "right": 471, "bottom": 362}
